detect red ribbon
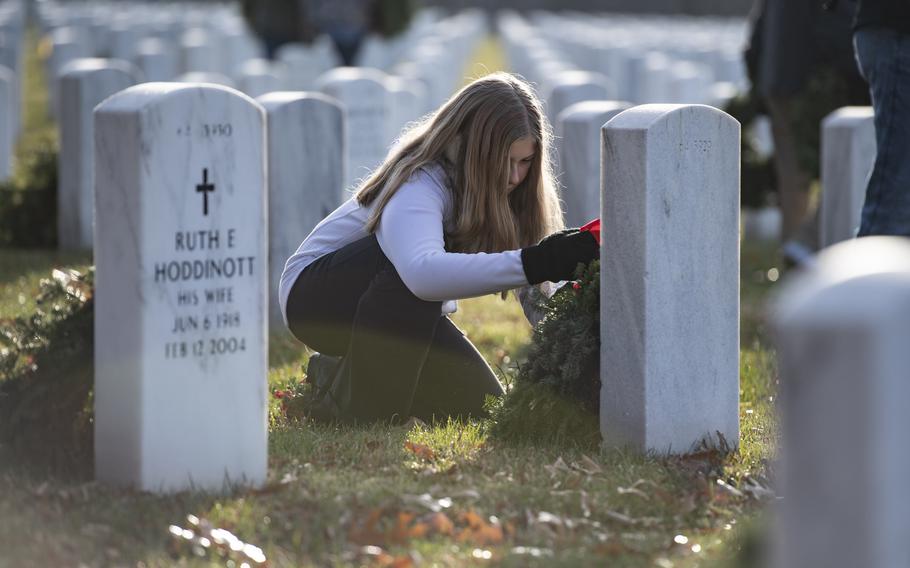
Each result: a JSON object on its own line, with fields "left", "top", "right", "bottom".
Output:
{"left": 580, "top": 218, "right": 601, "bottom": 245}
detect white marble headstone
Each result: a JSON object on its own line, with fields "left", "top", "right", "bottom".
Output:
{"left": 556, "top": 100, "right": 631, "bottom": 227}
{"left": 385, "top": 75, "right": 427, "bottom": 143}
{"left": 94, "top": 82, "right": 268, "bottom": 493}
{"left": 0, "top": 64, "right": 13, "bottom": 182}
{"left": 180, "top": 27, "right": 219, "bottom": 74}
{"left": 600, "top": 104, "right": 740, "bottom": 454}
{"left": 771, "top": 237, "right": 910, "bottom": 568}
{"left": 276, "top": 43, "right": 326, "bottom": 92}
{"left": 48, "top": 26, "right": 90, "bottom": 118}
{"left": 58, "top": 58, "right": 139, "bottom": 250}
{"left": 135, "top": 37, "right": 179, "bottom": 82}
{"left": 545, "top": 70, "right": 615, "bottom": 124}
{"left": 0, "top": 36, "right": 21, "bottom": 139}
{"left": 819, "top": 107, "right": 876, "bottom": 249}
{"left": 235, "top": 59, "right": 282, "bottom": 99}
{"left": 317, "top": 66, "right": 392, "bottom": 189}
{"left": 257, "top": 92, "right": 344, "bottom": 330}
{"left": 177, "top": 72, "right": 235, "bottom": 88}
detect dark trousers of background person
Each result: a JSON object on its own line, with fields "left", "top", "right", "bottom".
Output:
{"left": 854, "top": 27, "right": 910, "bottom": 237}
{"left": 285, "top": 235, "right": 505, "bottom": 424}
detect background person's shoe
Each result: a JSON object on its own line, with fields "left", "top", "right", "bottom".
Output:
{"left": 781, "top": 240, "right": 817, "bottom": 270}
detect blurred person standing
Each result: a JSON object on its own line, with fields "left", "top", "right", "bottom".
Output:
{"left": 852, "top": 0, "right": 910, "bottom": 237}
{"left": 306, "top": 0, "right": 373, "bottom": 65}
{"left": 746, "top": 0, "right": 867, "bottom": 263}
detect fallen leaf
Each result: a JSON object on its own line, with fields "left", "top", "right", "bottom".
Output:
{"left": 604, "top": 510, "right": 635, "bottom": 525}
{"left": 474, "top": 524, "right": 504, "bottom": 545}
{"left": 580, "top": 491, "right": 592, "bottom": 518}
{"left": 427, "top": 512, "right": 454, "bottom": 535}
{"left": 715, "top": 478, "right": 744, "bottom": 498}
{"left": 573, "top": 454, "right": 603, "bottom": 475}
{"left": 404, "top": 441, "right": 436, "bottom": 461}
{"left": 543, "top": 457, "right": 571, "bottom": 478}
{"left": 616, "top": 486, "right": 649, "bottom": 499}
{"left": 461, "top": 509, "right": 485, "bottom": 529}
{"left": 452, "top": 489, "right": 481, "bottom": 501}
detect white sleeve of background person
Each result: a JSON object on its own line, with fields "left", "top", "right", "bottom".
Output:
{"left": 376, "top": 169, "right": 530, "bottom": 301}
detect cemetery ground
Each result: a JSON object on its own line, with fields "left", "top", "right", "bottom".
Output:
{"left": 0, "top": 29, "right": 779, "bottom": 568}
{"left": 0, "top": 242, "right": 778, "bottom": 567}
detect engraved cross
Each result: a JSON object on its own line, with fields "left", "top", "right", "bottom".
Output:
{"left": 196, "top": 168, "right": 215, "bottom": 216}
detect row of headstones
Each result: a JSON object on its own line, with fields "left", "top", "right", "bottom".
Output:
{"left": 58, "top": 66, "right": 421, "bottom": 254}
{"left": 55, "top": 15, "right": 484, "bottom": 255}
{"left": 38, "top": 2, "right": 483, "bottom": 112}
{"left": 39, "top": 2, "right": 255, "bottom": 117}
{"left": 91, "top": 80, "right": 904, "bottom": 565}
{"left": 498, "top": 10, "right": 747, "bottom": 115}
{"left": 557, "top": 100, "right": 874, "bottom": 247}
{"left": 90, "top": 77, "right": 742, "bottom": 491}
{"left": 511, "top": 9, "right": 780, "bottom": 240}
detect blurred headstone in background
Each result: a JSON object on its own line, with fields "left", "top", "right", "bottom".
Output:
{"left": 772, "top": 237, "right": 910, "bottom": 568}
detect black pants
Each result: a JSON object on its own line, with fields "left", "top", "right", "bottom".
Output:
{"left": 285, "top": 235, "right": 504, "bottom": 423}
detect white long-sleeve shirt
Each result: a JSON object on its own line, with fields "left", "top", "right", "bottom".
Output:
{"left": 278, "top": 162, "right": 532, "bottom": 324}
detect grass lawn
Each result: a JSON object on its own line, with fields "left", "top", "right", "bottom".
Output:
{"left": 0, "top": 32, "right": 782, "bottom": 568}
{"left": 0, "top": 238, "right": 781, "bottom": 567}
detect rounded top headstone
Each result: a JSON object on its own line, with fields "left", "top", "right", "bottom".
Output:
{"left": 256, "top": 90, "right": 341, "bottom": 112}
{"left": 96, "top": 81, "right": 260, "bottom": 113}
{"left": 316, "top": 66, "right": 389, "bottom": 90}
{"left": 236, "top": 58, "right": 273, "bottom": 76}
{"left": 177, "top": 72, "right": 235, "bottom": 88}
{"left": 823, "top": 106, "right": 875, "bottom": 126}
{"left": 558, "top": 100, "right": 633, "bottom": 124}
{"left": 604, "top": 103, "right": 739, "bottom": 131}
{"left": 772, "top": 237, "right": 910, "bottom": 327}
{"left": 59, "top": 57, "right": 138, "bottom": 79}
{"left": 136, "top": 37, "right": 167, "bottom": 56}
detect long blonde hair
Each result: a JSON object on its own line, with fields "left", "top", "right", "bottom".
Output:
{"left": 355, "top": 72, "right": 563, "bottom": 253}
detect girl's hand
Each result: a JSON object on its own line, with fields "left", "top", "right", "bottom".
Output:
{"left": 520, "top": 229, "right": 599, "bottom": 285}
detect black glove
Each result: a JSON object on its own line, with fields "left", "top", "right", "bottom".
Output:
{"left": 520, "top": 229, "right": 599, "bottom": 285}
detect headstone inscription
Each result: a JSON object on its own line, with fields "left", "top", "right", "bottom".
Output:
{"left": 257, "top": 92, "right": 344, "bottom": 331}
{"left": 819, "top": 107, "right": 876, "bottom": 249}
{"left": 556, "top": 100, "right": 631, "bottom": 227}
{"left": 600, "top": 104, "right": 740, "bottom": 454}
{"left": 58, "top": 58, "right": 139, "bottom": 251}
{"left": 94, "top": 83, "right": 268, "bottom": 492}
{"left": 771, "top": 237, "right": 910, "bottom": 568}
{"left": 317, "top": 66, "right": 392, "bottom": 190}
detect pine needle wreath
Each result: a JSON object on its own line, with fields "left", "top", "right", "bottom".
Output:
{"left": 0, "top": 268, "right": 94, "bottom": 476}
{"left": 486, "top": 261, "right": 601, "bottom": 448}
